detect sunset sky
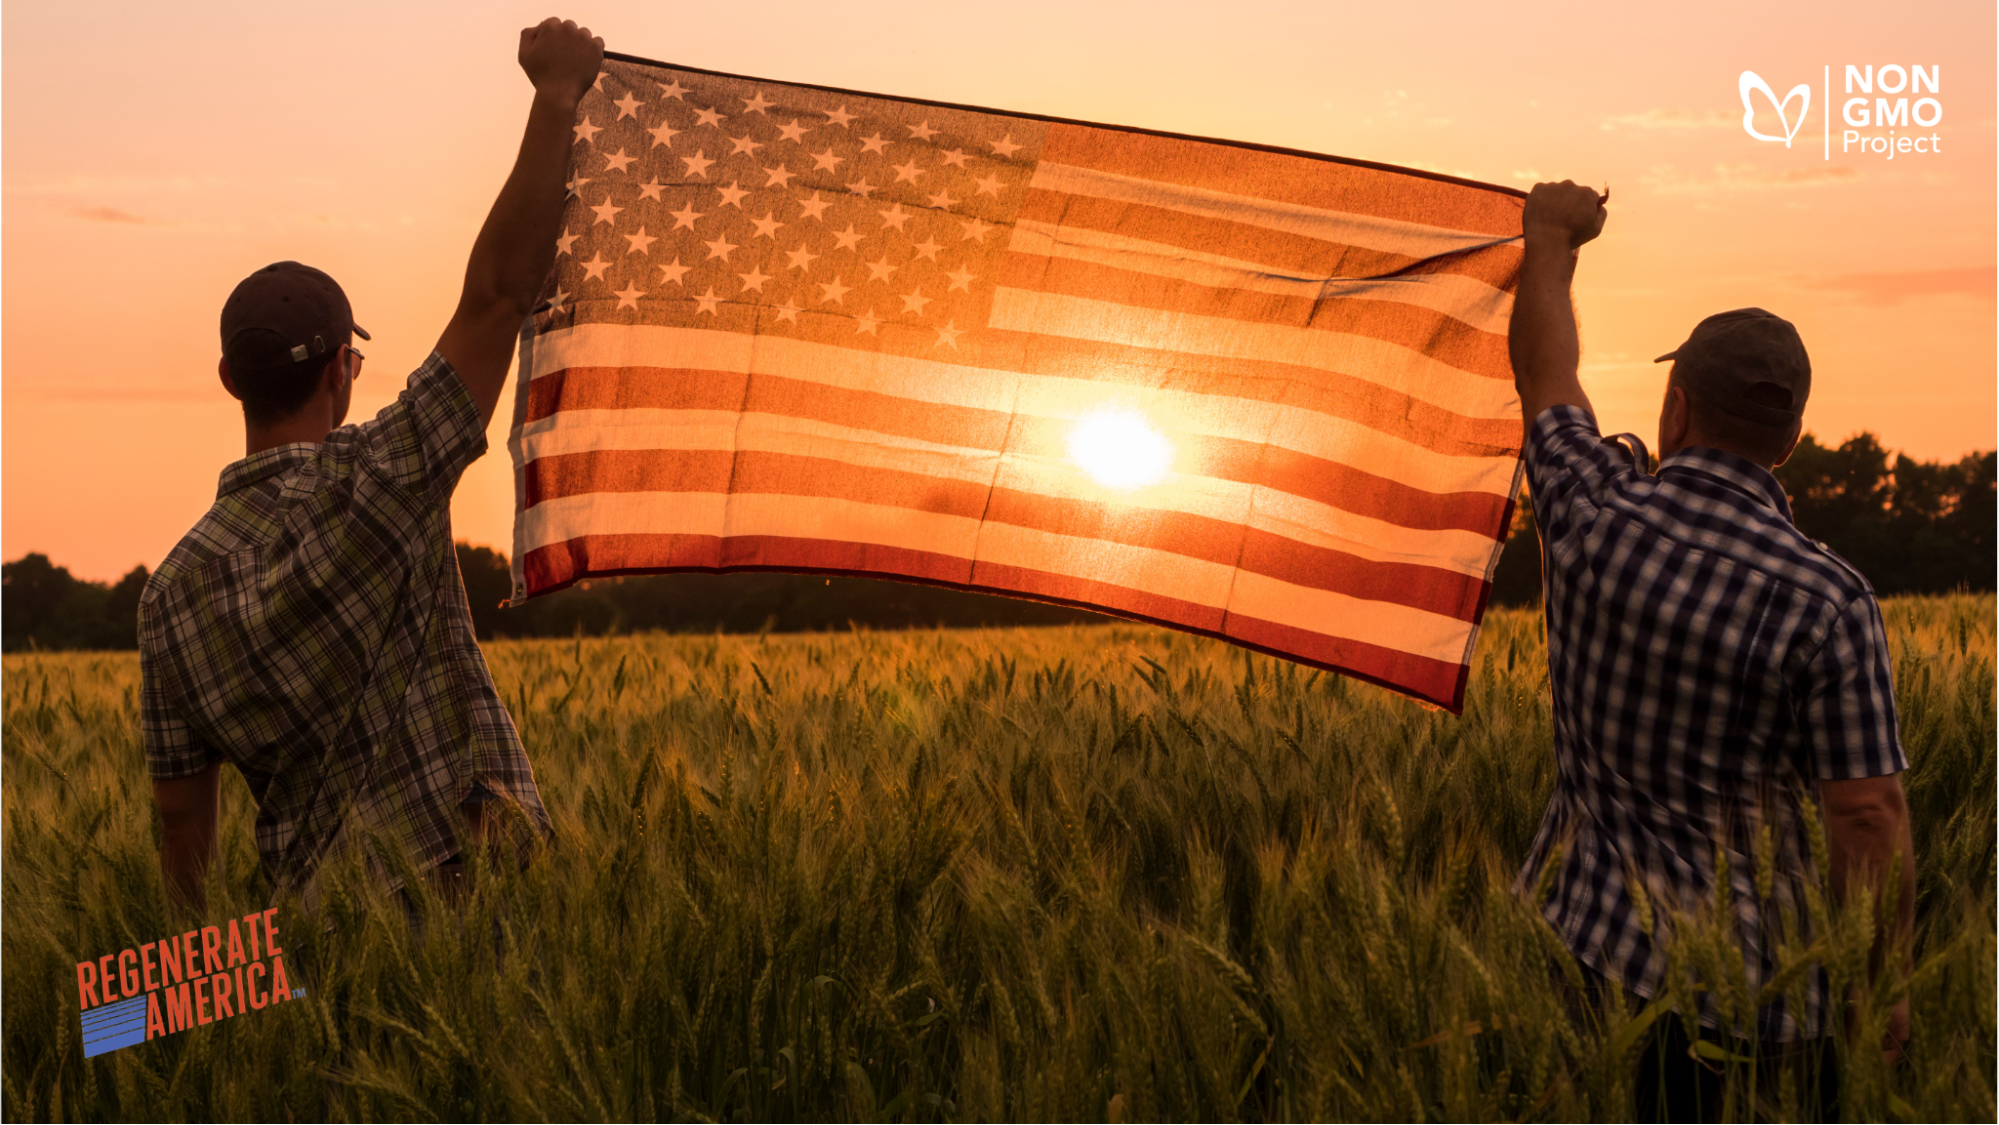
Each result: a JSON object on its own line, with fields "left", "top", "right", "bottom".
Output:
{"left": 5, "top": 0, "right": 1992, "bottom": 581}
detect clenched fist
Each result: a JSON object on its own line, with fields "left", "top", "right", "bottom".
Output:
{"left": 520, "top": 17, "right": 604, "bottom": 107}
{"left": 1522, "top": 180, "right": 1607, "bottom": 251}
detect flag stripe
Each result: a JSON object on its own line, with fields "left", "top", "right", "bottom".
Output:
{"left": 524, "top": 327, "right": 1520, "bottom": 493}
{"left": 519, "top": 448, "right": 1488, "bottom": 620}
{"left": 998, "top": 252, "right": 1512, "bottom": 379}
{"left": 987, "top": 289, "right": 1519, "bottom": 416}
{"left": 1028, "top": 162, "right": 1520, "bottom": 263}
{"left": 1007, "top": 218, "right": 1514, "bottom": 335}
{"left": 516, "top": 492, "right": 1476, "bottom": 662}
{"left": 518, "top": 531, "right": 1471, "bottom": 707}
{"left": 1040, "top": 125, "right": 1525, "bottom": 237}
{"left": 518, "top": 413, "right": 1509, "bottom": 577}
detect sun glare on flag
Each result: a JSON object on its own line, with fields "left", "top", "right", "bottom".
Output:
{"left": 1066, "top": 408, "right": 1175, "bottom": 492}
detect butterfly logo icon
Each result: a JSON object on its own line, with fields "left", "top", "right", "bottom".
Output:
{"left": 1739, "top": 71, "right": 1811, "bottom": 147}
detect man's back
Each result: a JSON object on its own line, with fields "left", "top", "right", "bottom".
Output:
{"left": 1521, "top": 404, "right": 1904, "bottom": 1040}
{"left": 141, "top": 355, "right": 548, "bottom": 905}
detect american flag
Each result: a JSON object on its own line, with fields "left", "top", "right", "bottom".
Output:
{"left": 508, "top": 54, "right": 1527, "bottom": 711}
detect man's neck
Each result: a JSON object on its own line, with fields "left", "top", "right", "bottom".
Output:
{"left": 242, "top": 409, "right": 333, "bottom": 458}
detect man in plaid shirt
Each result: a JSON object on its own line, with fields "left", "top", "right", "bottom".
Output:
{"left": 1510, "top": 182, "right": 1915, "bottom": 1118}
{"left": 141, "top": 19, "right": 605, "bottom": 914}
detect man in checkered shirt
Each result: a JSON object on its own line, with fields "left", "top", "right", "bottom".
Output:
{"left": 142, "top": 19, "right": 605, "bottom": 915}
{"left": 1510, "top": 182, "right": 1914, "bottom": 1118}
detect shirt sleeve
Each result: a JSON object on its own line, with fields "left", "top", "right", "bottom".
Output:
{"left": 139, "top": 600, "right": 218, "bottom": 780}
{"left": 1521, "top": 404, "right": 1640, "bottom": 545}
{"left": 1796, "top": 594, "right": 1907, "bottom": 780}
{"left": 340, "top": 351, "right": 488, "bottom": 505}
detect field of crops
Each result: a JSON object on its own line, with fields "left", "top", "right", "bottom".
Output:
{"left": 3, "top": 596, "right": 1993, "bottom": 1121}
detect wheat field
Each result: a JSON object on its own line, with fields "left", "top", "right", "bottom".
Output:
{"left": 3, "top": 597, "right": 1993, "bottom": 1121}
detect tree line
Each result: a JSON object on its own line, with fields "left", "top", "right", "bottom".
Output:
{"left": 6, "top": 431, "right": 1991, "bottom": 651}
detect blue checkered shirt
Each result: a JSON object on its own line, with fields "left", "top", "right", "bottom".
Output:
{"left": 1518, "top": 405, "right": 1905, "bottom": 1041}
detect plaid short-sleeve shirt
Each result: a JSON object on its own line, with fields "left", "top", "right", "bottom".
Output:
{"left": 140, "top": 352, "right": 549, "bottom": 906}
{"left": 1519, "top": 405, "right": 1905, "bottom": 1041}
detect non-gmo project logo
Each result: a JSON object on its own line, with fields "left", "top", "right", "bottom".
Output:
{"left": 1738, "top": 65, "right": 1944, "bottom": 160}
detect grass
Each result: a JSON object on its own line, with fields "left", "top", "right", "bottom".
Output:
{"left": 3, "top": 596, "right": 1993, "bottom": 1121}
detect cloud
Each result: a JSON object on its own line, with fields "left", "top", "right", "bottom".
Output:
{"left": 1637, "top": 162, "right": 1859, "bottom": 194}
{"left": 71, "top": 204, "right": 148, "bottom": 224}
{"left": 1600, "top": 108, "right": 1736, "bottom": 132}
{"left": 1798, "top": 267, "right": 1995, "bottom": 306}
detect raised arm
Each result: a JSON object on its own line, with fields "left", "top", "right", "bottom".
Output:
{"left": 1509, "top": 181, "right": 1607, "bottom": 438}
{"left": 436, "top": 17, "right": 604, "bottom": 427}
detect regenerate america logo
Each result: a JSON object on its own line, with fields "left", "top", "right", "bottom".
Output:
{"left": 75, "top": 909, "right": 302, "bottom": 1058}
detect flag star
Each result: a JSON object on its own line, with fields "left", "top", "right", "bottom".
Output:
{"left": 926, "top": 188, "right": 958, "bottom": 211}
{"left": 693, "top": 105, "right": 725, "bottom": 129}
{"left": 823, "top": 104, "right": 856, "bottom": 128}
{"left": 891, "top": 158, "right": 924, "bottom": 184}
{"left": 865, "top": 254, "right": 897, "bottom": 282}
{"left": 669, "top": 202, "right": 706, "bottom": 230}
{"left": 740, "top": 90, "right": 775, "bottom": 115}
{"left": 775, "top": 118, "right": 808, "bottom": 144}
{"left": 658, "top": 78, "right": 689, "bottom": 100}
{"left": 797, "top": 192, "right": 832, "bottom": 221}
{"left": 973, "top": 172, "right": 1006, "bottom": 197}
{"left": 565, "top": 174, "right": 591, "bottom": 198}
{"left": 751, "top": 212, "right": 786, "bottom": 239}
{"left": 727, "top": 133, "right": 764, "bottom": 157}
{"left": 859, "top": 133, "right": 889, "bottom": 155}
{"left": 703, "top": 234, "right": 740, "bottom": 261}
{"left": 855, "top": 307, "right": 883, "bottom": 335}
{"left": 602, "top": 147, "right": 636, "bottom": 174}
{"left": 648, "top": 121, "right": 681, "bottom": 148}
{"left": 810, "top": 148, "right": 846, "bottom": 173}
{"left": 907, "top": 120, "right": 939, "bottom": 141}
{"left": 738, "top": 265, "right": 773, "bottom": 292}
{"left": 911, "top": 237, "right": 942, "bottom": 261}
{"left": 613, "top": 92, "right": 643, "bottom": 119}
{"left": 581, "top": 253, "right": 611, "bottom": 281}
{"left": 847, "top": 177, "right": 878, "bottom": 199}
{"left": 658, "top": 257, "right": 691, "bottom": 285}
{"left": 945, "top": 265, "right": 978, "bottom": 292}
{"left": 818, "top": 276, "right": 852, "bottom": 305}
{"left": 989, "top": 134, "right": 1023, "bottom": 158}
{"left": 693, "top": 286, "right": 723, "bottom": 315}
{"left": 831, "top": 224, "right": 864, "bottom": 251}
{"left": 547, "top": 285, "right": 570, "bottom": 312}
{"left": 900, "top": 286, "right": 933, "bottom": 315}
{"left": 960, "top": 216, "right": 994, "bottom": 240}
{"left": 774, "top": 298, "right": 803, "bottom": 322}
{"left": 624, "top": 226, "right": 658, "bottom": 254}
{"left": 935, "top": 320, "right": 964, "bottom": 347}
{"left": 592, "top": 72, "right": 609, "bottom": 92}
{"left": 717, "top": 181, "right": 750, "bottom": 208}
{"left": 785, "top": 244, "right": 820, "bottom": 272}
{"left": 877, "top": 203, "right": 911, "bottom": 231}
{"left": 615, "top": 283, "right": 646, "bottom": 310}
{"left": 940, "top": 148, "right": 969, "bottom": 168}
{"left": 764, "top": 163, "right": 799, "bottom": 189}
{"left": 591, "top": 198, "right": 623, "bottom": 225}
{"left": 638, "top": 178, "right": 666, "bottom": 202}
{"left": 681, "top": 150, "right": 715, "bottom": 179}
{"left": 574, "top": 118, "right": 602, "bottom": 144}
{"left": 556, "top": 230, "right": 580, "bottom": 256}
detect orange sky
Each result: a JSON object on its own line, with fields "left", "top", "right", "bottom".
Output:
{"left": 5, "top": 0, "right": 1993, "bottom": 580}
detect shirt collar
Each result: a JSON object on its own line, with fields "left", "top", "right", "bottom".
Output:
{"left": 1658, "top": 446, "right": 1794, "bottom": 523}
{"left": 216, "top": 443, "right": 318, "bottom": 499}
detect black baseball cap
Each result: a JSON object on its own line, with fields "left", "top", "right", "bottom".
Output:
{"left": 1653, "top": 308, "right": 1809, "bottom": 427}
{"left": 220, "top": 261, "right": 370, "bottom": 371}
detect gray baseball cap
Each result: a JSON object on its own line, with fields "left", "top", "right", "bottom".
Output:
{"left": 1654, "top": 308, "right": 1810, "bottom": 427}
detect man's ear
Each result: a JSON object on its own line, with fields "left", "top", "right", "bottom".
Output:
{"left": 1772, "top": 424, "right": 1804, "bottom": 469}
{"left": 1659, "top": 383, "right": 1690, "bottom": 448}
{"left": 218, "top": 357, "right": 244, "bottom": 402}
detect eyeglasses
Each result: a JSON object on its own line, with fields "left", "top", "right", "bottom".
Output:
{"left": 347, "top": 345, "right": 365, "bottom": 375}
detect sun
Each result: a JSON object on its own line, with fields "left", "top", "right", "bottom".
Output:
{"left": 1066, "top": 408, "right": 1175, "bottom": 491}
